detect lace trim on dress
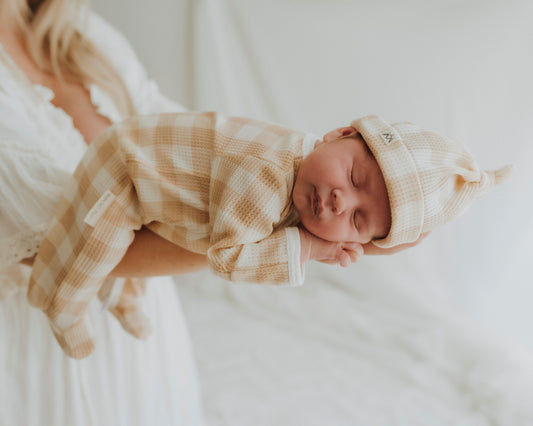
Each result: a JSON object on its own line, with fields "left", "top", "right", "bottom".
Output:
{"left": 0, "top": 224, "right": 48, "bottom": 270}
{"left": 0, "top": 43, "right": 88, "bottom": 167}
{"left": 0, "top": 43, "right": 120, "bottom": 273}
{"left": 89, "top": 83, "right": 123, "bottom": 123}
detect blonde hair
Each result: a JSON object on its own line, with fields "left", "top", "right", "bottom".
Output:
{"left": 1, "top": 0, "right": 135, "bottom": 117}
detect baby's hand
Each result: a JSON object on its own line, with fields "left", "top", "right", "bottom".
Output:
{"left": 298, "top": 227, "right": 364, "bottom": 267}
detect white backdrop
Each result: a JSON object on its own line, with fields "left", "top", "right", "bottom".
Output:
{"left": 93, "top": 0, "right": 533, "bottom": 424}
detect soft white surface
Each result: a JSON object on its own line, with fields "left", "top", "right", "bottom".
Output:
{"left": 179, "top": 260, "right": 533, "bottom": 425}
{"left": 93, "top": 0, "right": 533, "bottom": 424}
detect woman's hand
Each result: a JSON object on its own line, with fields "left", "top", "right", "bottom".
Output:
{"left": 20, "top": 256, "right": 35, "bottom": 267}
{"left": 362, "top": 232, "right": 430, "bottom": 255}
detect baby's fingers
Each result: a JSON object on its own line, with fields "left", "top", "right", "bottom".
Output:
{"left": 336, "top": 248, "right": 351, "bottom": 267}
{"left": 341, "top": 243, "right": 364, "bottom": 265}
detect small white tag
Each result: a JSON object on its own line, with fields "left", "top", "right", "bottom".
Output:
{"left": 380, "top": 131, "right": 400, "bottom": 146}
{"left": 84, "top": 190, "right": 116, "bottom": 227}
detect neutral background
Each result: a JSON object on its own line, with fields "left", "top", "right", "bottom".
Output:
{"left": 93, "top": 0, "right": 533, "bottom": 424}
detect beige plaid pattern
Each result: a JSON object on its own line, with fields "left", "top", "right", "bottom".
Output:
{"left": 98, "top": 277, "right": 152, "bottom": 339}
{"left": 351, "top": 115, "right": 513, "bottom": 248}
{"left": 28, "top": 112, "right": 305, "bottom": 358}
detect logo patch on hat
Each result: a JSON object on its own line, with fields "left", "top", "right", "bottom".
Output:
{"left": 380, "top": 131, "right": 400, "bottom": 146}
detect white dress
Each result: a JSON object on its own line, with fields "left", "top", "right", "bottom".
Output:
{"left": 0, "top": 13, "right": 204, "bottom": 426}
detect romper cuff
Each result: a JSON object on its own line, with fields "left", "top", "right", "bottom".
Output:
{"left": 285, "top": 227, "right": 304, "bottom": 286}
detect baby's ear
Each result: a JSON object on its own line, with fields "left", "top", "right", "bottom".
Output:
{"left": 322, "top": 127, "right": 358, "bottom": 143}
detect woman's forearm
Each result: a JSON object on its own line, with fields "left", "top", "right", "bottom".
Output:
{"left": 21, "top": 226, "right": 208, "bottom": 277}
{"left": 362, "top": 232, "right": 430, "bottom": 255}
{"left": 109, "top": 226, "right": 208, "bottom": 277}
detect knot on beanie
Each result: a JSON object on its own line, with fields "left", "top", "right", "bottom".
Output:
{"left": 350, "top": 115, "right": 512, "bottom": 248}
{"left": 475, "top": 165, "right": 514, "bottom": 198}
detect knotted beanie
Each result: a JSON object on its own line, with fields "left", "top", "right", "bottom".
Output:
{"left": 350, "top": 115, "right": 513, "bottom": 248}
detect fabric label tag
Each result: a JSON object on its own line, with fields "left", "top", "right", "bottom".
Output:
{"left": 380, "top": 131, "right": 400, "bottom": 146}
{"left": 84, "top": 190, "right": 116, "bottom": 227}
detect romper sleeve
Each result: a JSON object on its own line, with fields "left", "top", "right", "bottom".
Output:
{"left": 208, "top": 227, "right": 304, "bottom": 286}
{"left": 85, "top": 13, "right": 188, "bottom": 116}
{"left": 207, "top": 155, "right": 304, "bottom": 286}
{"left": 0, "top": 85, "right": 73, "bottom": 269}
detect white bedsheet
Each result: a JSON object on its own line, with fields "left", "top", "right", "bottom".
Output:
{"left": 178, "top": 256, "right": 533, "bottom": 425}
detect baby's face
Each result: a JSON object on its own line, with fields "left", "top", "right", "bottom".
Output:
{"left": 293, "top": 127, "right": 391, "bottom": 244}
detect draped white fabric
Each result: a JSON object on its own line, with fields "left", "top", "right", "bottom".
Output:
{"left": 0, "top": 278, "right": 203, "bottom": 426}
{"left": 94, "top": 0, "right": 533, "bottom": 424}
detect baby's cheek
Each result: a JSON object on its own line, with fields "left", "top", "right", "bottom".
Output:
{"left": 316, "top": 222, "right": 344, "bottom": 242}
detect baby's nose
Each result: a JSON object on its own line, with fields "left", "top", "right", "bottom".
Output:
{"left": 332, "top": 189, "right": 346, "bottom": 215}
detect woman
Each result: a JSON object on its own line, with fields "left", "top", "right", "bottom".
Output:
{"left": 0, "top": 0, "right": 207, "bottom": 424}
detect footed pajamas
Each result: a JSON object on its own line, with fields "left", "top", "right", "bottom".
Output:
{"left": 28, "top": 112, "right": 316, "bottom": 358}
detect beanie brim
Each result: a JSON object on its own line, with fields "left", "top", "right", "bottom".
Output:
{"left": 350, "top": 115, "right": 424, "bottom": 248}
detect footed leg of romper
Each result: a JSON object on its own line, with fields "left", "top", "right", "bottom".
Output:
{"left": 98, "top": 277, "right": 152, "bottom": 339}
{"left": 49, "top": 315, "right": 97, "bottom": 359}
{"left": 28, "top": 128, "right": 125, "bottom": 310}
{"left": 43, "top": 184, "right": 143, "bottom": 358}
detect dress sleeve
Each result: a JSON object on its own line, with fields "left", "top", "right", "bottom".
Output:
{"left": 0, "top": 87, "right": 72, "bottom": 269}
{"left": 85, "top": 13, "right": 188, "bottom": 115}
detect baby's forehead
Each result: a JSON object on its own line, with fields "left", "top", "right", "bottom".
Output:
{"left": 356, "top": 134, "right": 374, "bottom": 159}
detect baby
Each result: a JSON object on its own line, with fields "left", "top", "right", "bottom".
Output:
{"left": 28, "top": 112, "right": 511, "bottom": 358}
